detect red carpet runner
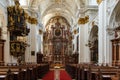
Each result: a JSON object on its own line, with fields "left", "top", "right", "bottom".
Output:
{"left": 42, "top": 70, "right": 72, "bottom": 80}
{"left": 42, "top": 70, "right": 54, "bottom": 80}
{"left": 60, "top": 70, "right": 72, "bottom": 80}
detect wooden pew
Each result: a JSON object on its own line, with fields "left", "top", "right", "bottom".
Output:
{"left": 65, "top": 64, "right": 78, "bottom": 79}
{"left": 37, "top": 64, "right": 49, "bottom": 79}
{"left": 66, "top": 63, "right": 120, "bottom": 80}
{"left": 0, "top": 65, "right": 29, "bottom": 80}
{"left": 0, "top": 63, "right": 49, "bottom": 80}
{"left": 82, "top": 65, "right": 119, "bottom": 80}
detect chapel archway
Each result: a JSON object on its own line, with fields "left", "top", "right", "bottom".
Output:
{"left": 109, "top": 0, "right": 120, "bottom": 66}
{"left": 89, "top": 25, "right": 98, "bottom": 63}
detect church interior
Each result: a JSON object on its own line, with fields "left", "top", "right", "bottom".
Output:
{"left": 0, "top": 0, "right": 120, "bottom": 80}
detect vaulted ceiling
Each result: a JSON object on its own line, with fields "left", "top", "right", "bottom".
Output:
{"left": 15, "top": 0, "right": 86, "bottom": 26}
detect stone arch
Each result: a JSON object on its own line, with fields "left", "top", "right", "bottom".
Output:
{"left": 109, "top": 0, "right": 120, "bottom": 28}
{"left": 88, "top": 25, "right": 98, "bottom": 63}
{"left": 108, "top": 0, "right": 120, "bottom": 66}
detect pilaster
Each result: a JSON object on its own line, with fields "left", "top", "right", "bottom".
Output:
{"left": 98, "top": 0, "right": 106, "bottom": 64}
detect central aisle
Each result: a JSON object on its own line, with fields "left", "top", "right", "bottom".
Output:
{"left": 42, "top": 69, "right": 72, "bottom": 80}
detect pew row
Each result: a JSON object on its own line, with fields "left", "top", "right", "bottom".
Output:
{"left": 65, "top": 64, "right": 120, "bottom": 80}
{"left": 0, "top": 63, "right": 49, "bottom": 80}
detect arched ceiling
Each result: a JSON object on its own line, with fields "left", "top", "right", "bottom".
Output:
{"left": 37, "top": 0, "right": 78, "bottom": 26}
{"left": 24, "top": 0, "right": 82, "bottom": 25}
{"left": 17, "top": 0, "right": 86, "bottom": 27}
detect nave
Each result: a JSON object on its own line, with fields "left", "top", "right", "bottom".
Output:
{"left": 0, "top": 0, "right": 120, "bottom": 80}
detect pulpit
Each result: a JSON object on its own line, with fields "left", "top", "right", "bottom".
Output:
{"left": 7, "top": 0, "right": 37, "bottom": 61}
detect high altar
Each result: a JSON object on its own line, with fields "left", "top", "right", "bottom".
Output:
{"left": 43, "top": 16, "right": 72, "bottom": 67}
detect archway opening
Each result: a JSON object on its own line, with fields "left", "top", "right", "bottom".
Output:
{"left": 89, "top": 25, "right": 98, "bottom": 63}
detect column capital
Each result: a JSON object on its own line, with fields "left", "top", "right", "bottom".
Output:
{"left": 97, "top": 0, "right": 103, "bottom": 5}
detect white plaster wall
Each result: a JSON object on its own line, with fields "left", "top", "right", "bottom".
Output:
{"left": 29, "top": 24, "right": 37, "bottom": 62}
{"left": 84, "top": 24, "right": 90, "bottom": 62}
{"left": 88, "top": 0, "right": 97, "bottom": 5}
{"left": 79, "top": 25, "right": 85, "bottom": 62}
{"left": 25, "top": 23, "right": 31, "bottom": 62}
{"left": 40, "top": 33, "right": 43, "bottom": 53}
{"left": 25, "top": 24, "right": 38, "bottom": 63}
{"left": 0, "top": 1, "right": 13, "bottom": 64}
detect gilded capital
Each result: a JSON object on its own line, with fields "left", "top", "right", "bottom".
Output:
{"left": 97, "top": 0, "right": 102, "bottom": 5}
{"left": 78, "top": 15, "right": 89, "bottom": 24}
{"left": 73, "top": 29, "right": 77, "bottom": 34}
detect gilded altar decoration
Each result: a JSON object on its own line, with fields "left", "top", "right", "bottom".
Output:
{"left": 69, "top": 36, "right": 73, "bottom": 41}
{"left": 97, "top": 0, "right": 102, "bottom": 5}
{"left": 78, "top": 15, "right": 89, "bottom": 24}
{"left": 55, "top": 28, "right": 61, "bottom": 36}
{"left": 74, "top": 29, "right": 77, "bottom": 34}
{"left": 78, "top": 18, "right": 85, "bottom": 24}
{"left": 10, "top": 41, "right": 26, "bottom": 57}
{"left": 55, "top": 0, "right": 61, "bottom": 3}
{"left": 43, "top": 16, "right": 72, "bottom": 66}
